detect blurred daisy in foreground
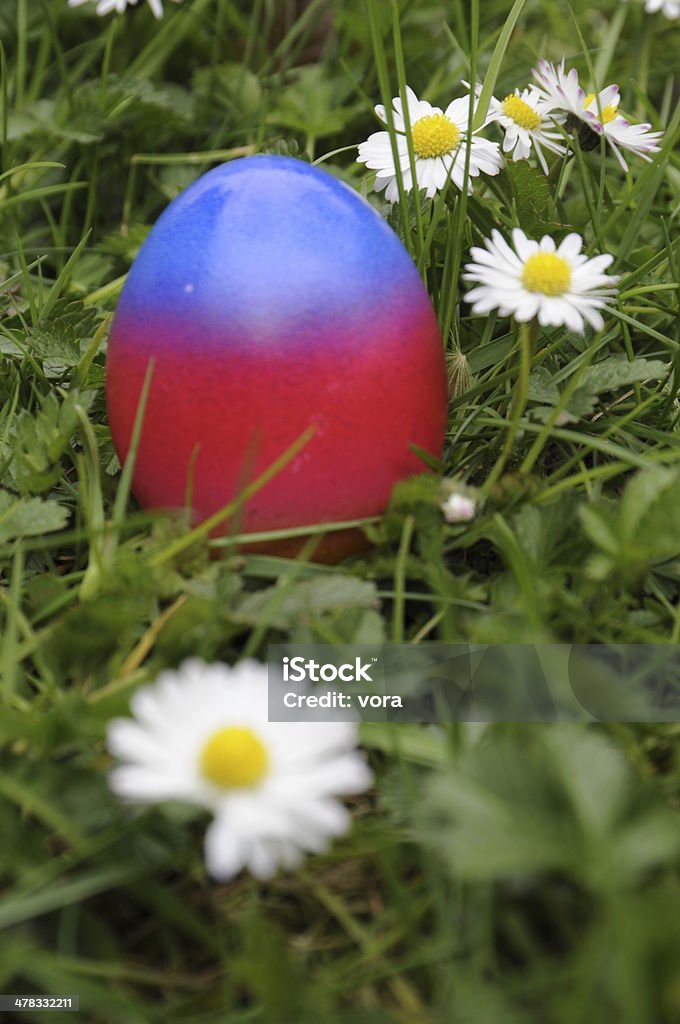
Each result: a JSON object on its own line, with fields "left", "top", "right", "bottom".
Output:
{"left": 583, "top": 91, "right": 663, "bottom": 170}
{"left": 107, "top": 659, "right": 372, "bottom": 881}
{"left": 645, "top": 0, "right": 680, "bottom": 18}
{"left": 357, "top": 86, "right": 503, "bottom": 201}
{"left": 68, "top": 0, "right": 181, "bottom": 17}
{"left": 486, "top": 86, "right": 567, "bottom": 174}
{"left": 464, "top": 228, "right": 618, "bottom": 334}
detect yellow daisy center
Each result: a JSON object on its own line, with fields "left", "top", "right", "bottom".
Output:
{"left": 502, "top": 94, "right": 542, "bottom": 131}
{"left": 584, "top": 93, "right": 617, "bottom": 125}
{"left": 200, "top": 727, "right": 269, "bottom": 788}
{"left": 411, "top": 113, "right": 461, "bottom": 158}
{"left": 522, "top": 252, "right": 572, "bottom": 296}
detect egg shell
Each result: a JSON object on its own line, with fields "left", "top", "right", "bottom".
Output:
{"left": 106, "top": 155, "right": 448, "bottom": 552}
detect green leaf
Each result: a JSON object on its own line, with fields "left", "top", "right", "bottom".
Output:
{"left": 504, "top": 161, "right": 565, "bottom": 238}
{"left": 580, "top": 357, "right": 669, "bottom": 396}
{"left": 579, "top": 505, "right": 620, "bottom": 556}
{"left": 511, "top": 497, "right": 581, "bottom": 570}
{"left": 418, "top": 727, "right": 680, "bottom": 885}
{"left": 622, "top": 466, "right": 680, "bottom": 544}
{"left": 620, "top": 465, "right": 680, "bottom": 546}
{"left": 100, "top": 225, "right": 151, "bottom": 266}
{"left": 613, "top": 810, "right": 680, "bottom": 877}
{"left": 266, "top": 65, "right": 358, "bottom": 140}
{"left": 11, "top": 392, "right": 82, "bottom": 495}
{"left": 420, "top": 747, "right": 579, "bottom": 879}
{"left": 580, "top": 466, "right": 680, "bottom": 585}
{"left": 192, "top": 62, "right": 262, "bottom": 120}
{"left": 1, "top": 299, "right": 100, "bottom": 376}
{"left": 235, "top": 575, "right": 379, "bottom": 630}
{"left": 531, "top": 357, "right": 669, "bottom": 424}
{"left": 7, "top": 98, "right": 103, "bottom": 145}
{"left": 544, "top": 727, "right": 631, "bottom": 834}
{"left": 0, "top": 491, "right": 68, "bottom": 543}
{"left": 527, "top": 366, "right": 560, "bottom": 405}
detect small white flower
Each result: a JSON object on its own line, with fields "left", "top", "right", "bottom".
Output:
{"left": 357, "top": 86, "right": 503, "bottom": 202}
{"left": 68, "top": 0, "right": 180, "bottom": 18}
{"left": 107, "top": 659, "right": 372, "bottom": 881}
{"left": 486, "top": 87, "right": 567, "bottom": 174}
{"left": 645, "top": 0, "right": 680, "bottom": 19}
{"left": 583, "top": 90, "right": 663, "bottom": 171}
{"left": 532, "top": 64, "right": 664, "bottom": 168}
{"left": 441, "top": 491, "right": 477, "bottom": 524}
{"left": 463, "top": 228, "right": 619, "bottom": 334}
{"left": 531, "top": 59, "right": 601, "bottom": 132}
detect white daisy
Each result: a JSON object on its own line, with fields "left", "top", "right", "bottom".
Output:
{"left": 357, "top": 86, "right": 503, "bottom": 202}
{"left": 645, "top": 0, "right": 680, "bottom": 18}
{"left": 107, "top": 659, "right": 373, "bottom": 881}
{"left": 441, "top": 490, "right": 477, "bottom": 524}
{"left": 68, "top": 0, "right": 180, "bottom": 18}
{"left": 531, "top": 59, "right": 601, "bottom": 131}
{"left": 531, "top": 64, "right": 664, "bottom": 166}
{"left": 463, "top": 228, "right": 619, "bottom": 334}
{"left": 583, "top": 90, "right": 663, "bottom": 171}
{"left": 486, "top": 86, "right": 567, "bottom": 174}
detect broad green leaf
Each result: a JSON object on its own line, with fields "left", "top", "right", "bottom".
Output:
{"left": 620, "top": 465, "right": 680, "bottom": 546}
{"left": 266, "top": 65, "right": 358, "bottom": 140}
{"left": 11, "top": 392, "right": 82, "bottom": 494}
{"left": 235, "top": 575, "right": 379, "bottom": 629}
{"left": 504, "top": 161, "right": 565, "bottom": 238}
{"left": 580, "top": 357, "right": 669, "bottom": 395}
{"left": 0, "top": 491, "right": 68, "bottom": 542}
{"left": 527, "top": 367, "right": 560, "bottom": 405}
{"left": 545, "top": 727, "right": 631, "bottom": 834}
{"left": 531, "top": 358, "right": 669, "bottom": 423}
{"left": 418, "top": 727, "right": 680, "bottom": 884}
{"left": 579, "top": 505, "right": 620, "bottom": 556}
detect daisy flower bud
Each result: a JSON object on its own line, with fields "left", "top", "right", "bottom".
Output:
{"left": 441, "top": 487, "right": 477, "bottom": 524}
{"left": 107, "top": 659, "right": 373, "bottom": 881}
{"left": 357, "top": 85, "right": 503, "bottom": 202}
{"left": 463, "top": 228, "right": 619, "bottom": 334}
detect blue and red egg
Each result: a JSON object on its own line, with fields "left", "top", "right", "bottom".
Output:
{"left": 106, "top": 155, "right": 447, "bottom": 558}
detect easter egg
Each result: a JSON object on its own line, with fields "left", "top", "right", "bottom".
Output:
{"left": 106, "top": 155, "right": 447, "bottom": 558}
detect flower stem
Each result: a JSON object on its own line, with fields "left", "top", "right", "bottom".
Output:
{"left": 484, "top": 318, "right": 536, "bottom": 491}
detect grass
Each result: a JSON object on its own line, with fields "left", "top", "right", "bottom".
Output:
{"left": 1, "top": 0, "right": 679, "bottom": 1021}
